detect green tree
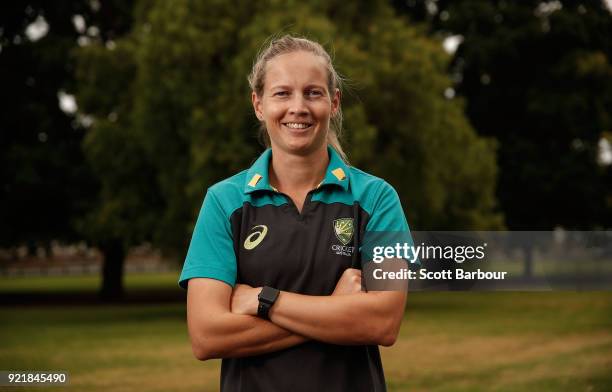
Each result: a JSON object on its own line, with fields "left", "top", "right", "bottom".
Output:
{"left": 0, "top": 1, "right": 133, "bottom": 258}
{"left": 76, "top": 0, "right": 502, "bottom": 297}
{"left": 394, "top": 0, "right": 612, "bottom": 229}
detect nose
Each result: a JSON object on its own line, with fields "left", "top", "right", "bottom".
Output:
{"left": 288, "top": 94, "right": 309, "bottom": 116}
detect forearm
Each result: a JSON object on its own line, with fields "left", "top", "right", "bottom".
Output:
{"left": 187, "top": 278, "right": 308, "bottom": 360}
{"left": 194, "top": 312, "right": 307, "bottom": 359}
{"left": 268, "top": 291, "right": 405, "bottom": 346}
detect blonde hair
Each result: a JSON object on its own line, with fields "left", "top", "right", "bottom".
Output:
{"left": 248, "top": 35, "right": 347, "bottom": 162}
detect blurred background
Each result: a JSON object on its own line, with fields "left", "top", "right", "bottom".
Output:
{"left": 1, "top": 1, "right": 611, "bottom": 391}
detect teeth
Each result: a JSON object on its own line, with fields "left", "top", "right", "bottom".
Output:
{"left": 284, "top": 123, "right": 311, "bottom": 129}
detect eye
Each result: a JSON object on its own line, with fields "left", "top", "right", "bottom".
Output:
{"left": 306, "top": 90, "right": 323, "bottom": 97}
{"left": 273, "top": 91, "right": 289, "bottom": 97}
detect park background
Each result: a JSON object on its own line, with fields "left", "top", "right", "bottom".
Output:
{"left": 1, "top": 0, "right": 611, "bottom": 391}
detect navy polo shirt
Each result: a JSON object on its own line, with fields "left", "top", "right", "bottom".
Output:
{"left": 180, "top": 146, "right": 412, "bottom": 392}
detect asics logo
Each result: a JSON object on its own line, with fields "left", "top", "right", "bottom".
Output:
{"left": 244, "top": 225, "right": 268, "bottom": 250}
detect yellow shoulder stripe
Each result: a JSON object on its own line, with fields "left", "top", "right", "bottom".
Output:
{"left": 248, "top": 173, "right": 263, "bottom": 187}
{"left": 331, "top": 168, "right": 346, "bottom": 181}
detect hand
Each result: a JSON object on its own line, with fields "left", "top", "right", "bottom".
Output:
{"left": 332, "top": 268, "right": 363, "bottom": 295}
{"left": 230, "top": 284, "right": 261, "bottom": 316}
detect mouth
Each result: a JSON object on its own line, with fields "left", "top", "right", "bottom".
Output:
{"left": 282, "top": 122, "right": 313, "bottom": 131}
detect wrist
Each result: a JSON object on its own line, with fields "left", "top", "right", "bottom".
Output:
{"left": 246, "top": 287, "right": 261, "bottom": 316}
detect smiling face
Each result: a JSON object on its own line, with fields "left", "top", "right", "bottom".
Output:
{"left": 252, "top": 50, "right": 340, "bottom": 157}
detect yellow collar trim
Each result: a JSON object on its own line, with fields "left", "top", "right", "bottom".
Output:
{"left": 248, "top": 173, "right": 263, "bottom": 187}
{"left": 331, "top": 168, "right": 346, "bottom": 181}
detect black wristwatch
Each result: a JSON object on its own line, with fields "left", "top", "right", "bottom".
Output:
{"left": 257, "top": 286, "right": 280, "bottom": 319}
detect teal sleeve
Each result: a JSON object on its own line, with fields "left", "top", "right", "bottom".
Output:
{"left": 365, "top": 181, "right": 409, "bottom": 232}
{"left": 178, "top": 189, "right": 237, "bottom": 289}
{"left": 362, "top": 181, "right": 419, "bottom": 265}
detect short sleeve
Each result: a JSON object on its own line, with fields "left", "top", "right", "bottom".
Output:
{"left": 365, "top": 181, "right": 409, "bottom": 232}
{"left": 178, "top": 189, "right": 237, "bottom": 289}
{"left": 362, "top": 181, "right": 419, "bottom": 265}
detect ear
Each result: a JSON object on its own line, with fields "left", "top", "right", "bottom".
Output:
{"left": 252, "top": 91, "right": 264, "bottom": 121}
{"left": 331, "top": 88, "right": 341, "bottom": 116}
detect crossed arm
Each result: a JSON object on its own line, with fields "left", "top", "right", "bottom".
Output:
{"left": 187, "top": 265, "right": 407, "bottom": 361}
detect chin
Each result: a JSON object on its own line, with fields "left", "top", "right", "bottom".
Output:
{"left": 283, "top": 137, "right": 327, "bottom": 156}
{"left": 284, "top": 143, "right": 315, "bottom": 156}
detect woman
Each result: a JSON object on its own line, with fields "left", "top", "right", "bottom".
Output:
{"left": 179, "top": 35, "right": 411, "bottom": 391}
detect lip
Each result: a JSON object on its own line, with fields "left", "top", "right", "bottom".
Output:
{"left": 282, "top": 123, "right": 313, "bottom": 133}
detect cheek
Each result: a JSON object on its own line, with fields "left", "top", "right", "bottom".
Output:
{"left": 312, "top": 102, "right": 333, "bottom": 121}
{"left": 263, "top": 103, "right": 285, "bottom": 122}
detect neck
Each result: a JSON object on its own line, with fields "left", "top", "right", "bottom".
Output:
{"left": 269, "top": 145, "right": 329, "bottom": 193}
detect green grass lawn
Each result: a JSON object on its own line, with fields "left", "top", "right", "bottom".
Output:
{"left": 0, "top": 275, "right": 610, "bottom": 391}
{"left": 0, "top": 272, "right": 180, "bottom": 293}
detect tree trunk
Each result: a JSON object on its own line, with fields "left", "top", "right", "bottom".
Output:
{"left": 100, "top": 239, "right": 125, "bottom": 301}
{"left": 43, "top": 241, "right": 52, "bottom": 259}
{"left": 26, "top": 240, "right": 37, "bottom": 257}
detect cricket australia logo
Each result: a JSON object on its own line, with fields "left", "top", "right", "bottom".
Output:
{"left": 332, "top": 218, "right": 355, "bottom": 257}
{"left": 334, "top": 218, "right": 354, "bottom": 245}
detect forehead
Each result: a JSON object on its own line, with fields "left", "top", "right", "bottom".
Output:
{"left": 264, "top": 51, "right": 329, "bottom": 88}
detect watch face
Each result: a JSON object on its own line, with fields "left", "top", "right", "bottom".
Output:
{"left": 260, "top": 287, "right": 278, "bottom": 303}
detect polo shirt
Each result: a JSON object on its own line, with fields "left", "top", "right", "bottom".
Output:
{"left": 179, "top": 145, "right": 412, "bottom": 392}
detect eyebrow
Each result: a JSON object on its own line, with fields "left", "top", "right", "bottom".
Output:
{"left": 269, "top": 84, "right": 327, "bottom": 91}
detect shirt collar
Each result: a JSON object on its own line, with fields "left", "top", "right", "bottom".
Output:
{"left": 244, "top": 146, "right": 350, "bottom": 194}
{"left": 321, "top": 145, "right": 350, "bottom": 191}
{"left": 244, "top": 148, "right": 273, "bottom": 193}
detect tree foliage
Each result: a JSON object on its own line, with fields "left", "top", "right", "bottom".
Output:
{"left": 1, "top": 1, "right": 93, "bottom": 249}
{"left": 75, "top": 0, "right": 502, "bottom": 265}
{"left": 0, "top": 1, "right": 136, "bottom": 298}
{"left": 394, "top": 0, "right": 612, "bottom": 229}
